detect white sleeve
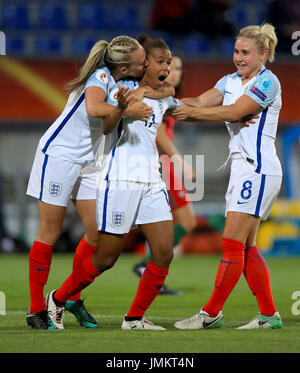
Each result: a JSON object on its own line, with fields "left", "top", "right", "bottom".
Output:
{"left": 245, "top": 73, "right": 279, "bottom": 109}
{"left": 85, "top": 69, "right": 110, "bottom": 94}
{"left": 214, "top": 75, "right": 229, "bottom": 96}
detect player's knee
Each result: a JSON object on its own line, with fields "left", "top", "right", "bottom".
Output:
{"left": 94, "top": 255, "right": 118, "bottom": 272}
{"left": 38, "top": 223, "right": 62, "bottom": 244}
{"left": 164, "top": 249, "right": 174, "bottom": 266}
{"left": 85, "top": 232, "right": 98, "bottom": 248}
{"left": 153, "top": 245, "right": 174, "bottom": 267}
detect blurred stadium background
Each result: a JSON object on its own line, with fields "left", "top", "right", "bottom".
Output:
{"left": 0, "top": 0, "right": 299, "bottom": 257}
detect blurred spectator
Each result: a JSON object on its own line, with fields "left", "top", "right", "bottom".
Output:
{"left": 151, "top": 0, "right": 236, "bottom": 39}
{"left": 151, "top": 0, "right": 193, "bottom": 34}
{"left": 187, "top": 0, "right": 236, "bottom": 38}
{"left": 267, "top": 0, "right": 300, "bottom": 53}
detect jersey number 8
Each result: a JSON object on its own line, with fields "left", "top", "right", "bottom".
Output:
{"left": 240, "top": 180, "right": 252, "bottom": 200}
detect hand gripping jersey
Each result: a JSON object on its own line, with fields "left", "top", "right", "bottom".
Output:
{"left": 214, "top": 66, "right": 282, "bottom": 176}
{"left": 38, "top": 67, "right": 117, "bottom": 165}
{"left": 101, "top": 80, "right": 181, "bottom": 183}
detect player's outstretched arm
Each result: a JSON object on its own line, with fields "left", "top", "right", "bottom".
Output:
{"left": 172, "top": 94, "right": 260, "bottom": 123}
{"left": 181, "top": 88, "right": 223, "bottom": 108}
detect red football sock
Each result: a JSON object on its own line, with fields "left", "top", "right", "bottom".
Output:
{"left": 243, "top": 245, "right": 276, "bottom": 315}
{"left": 54, "top": 255, "right": 101, "bottom": 304}
{"left": 203, "top": 238, "right": 245, "bottom": 317}
{"left": 127, "top": 260, "right": 169, "bottom": 318}
{"left": 29, "top": 241, "right": 53, "bottom": 314}
{"left": 68, "top": 237, "right": 97, "bottom": 302}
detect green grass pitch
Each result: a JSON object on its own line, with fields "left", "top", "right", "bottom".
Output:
{"left": 0, "top": 253, "right": 300, "bottom": 353}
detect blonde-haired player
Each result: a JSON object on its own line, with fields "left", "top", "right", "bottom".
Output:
{"left": 173, "top": 24, "right": 283, "bottom": 330}
{"left": 46, "top": 35, "right": 181, "bottom": 331}
{"left": 26, "top": 36, "right": 152, "bottom": 330}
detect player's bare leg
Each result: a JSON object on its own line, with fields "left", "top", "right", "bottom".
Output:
{"left": 73, "top": 199, "right": 98, "bottom": 247}
{"left": 36, "top": 201, "right": 66, "bottom": 245}
{"left": 56, "top": 199, "right": 99, "bottom": 328}
{"left": 133, "top": 204, "right": 195, "bottom": 294}
{"left": 122, "top": 221, "right": 173, "bottom": 330}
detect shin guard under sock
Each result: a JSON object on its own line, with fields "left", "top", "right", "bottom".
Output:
{"left": 29, "top": 241, "right": 53, "bottom": 314}
{"left": 54, "top": 255, "right": 101, "bottom": 304}
{"left": 203, "top": 238, "right": 245, "bottom": 317}
{"left": 127, "top": 261, "right": 169, "bottom": 318}
{"left": 68, "top": 237, "right": 97, "bottom": 302}
{"left": 243, "top": 245, "right": 276, "bottom": 315}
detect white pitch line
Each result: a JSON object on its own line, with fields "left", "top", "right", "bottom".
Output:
{"left": 4, "top": 310, "right": 180, "bottom": 321}
{"left": 4, "top": 311, "right": 300, "bottom": 326}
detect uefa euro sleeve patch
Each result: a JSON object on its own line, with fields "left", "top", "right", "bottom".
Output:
{"left": 96, "top": 70, "right": 108, "bottom": 83}
{"left": 257, "top": 77, "right": 272, "bottom": 92}
{"left": 250, "top": 86, "right": 267, "bottom": 101}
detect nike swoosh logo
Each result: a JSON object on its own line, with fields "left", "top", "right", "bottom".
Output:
{"left": 203, "top": 315, "right": 223, "bottom": 328}
{"left": 36, "top": 268, "right": 49, "bottom": 272}
{"left": 225, "top": 90, "right": 233, "bottom": 94}
{"left": 220, "top": 259, "right": 238, "bottom": 264}
{"left": 258, "top": 320, "right": 269, "bottom": 326}
{"left": 237, "top": 201, "right": 249, "bottom": 205}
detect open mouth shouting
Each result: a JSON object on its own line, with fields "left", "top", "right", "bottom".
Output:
{"left": 158, "top": 73, "right": 169, "bottom": 85}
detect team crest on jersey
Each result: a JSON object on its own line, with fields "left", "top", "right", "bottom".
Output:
{"left": 96, "top": 71, "right": 108, "bottom": 84}
{"left": 112, "top": 212, "right": 125, "bottom": 227}
{"left": 49, "top": 182, "right": 62, "bottom": 197}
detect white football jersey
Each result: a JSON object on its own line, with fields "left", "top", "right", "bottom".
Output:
{"left": 215, "top": 66, "right": 282, "bottom": 176}
{"left": 101, "top": 80, "right": 181, "bottom": 183}
{"left": 38, "top": 67, "right": 116, "bottom": 164}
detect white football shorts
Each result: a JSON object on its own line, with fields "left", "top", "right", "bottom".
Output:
{"left": 225, "top": 156, "right": 282, "bottom": 220}
{"left": 96, "top": 179, "right": 173, "bottom": 234}
{"left": 26, "top": 147, "right": 99, "bottom": 207}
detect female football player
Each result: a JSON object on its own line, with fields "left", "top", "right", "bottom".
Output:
{"left": 172, "top": 23, "right": 283, "bottom": 330}
{"left": 133, "top": 54, "right": 197, "bottom": 295}
{"left": 46, "top": 35, "right": 180, "bottom": 330}
{"left": 26, "top": 35, "right": 153, "bottom": 330}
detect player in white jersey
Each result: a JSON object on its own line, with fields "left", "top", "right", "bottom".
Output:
{"left": 26, "top": 36, "right": 153, "bottom": 330}
{"left": 47, "top": 35, "right": 180, "bottom": 331}
{"left": 172, "top": 24, "right": 283, "bottom": 330}
{"left": 132, "top": 54, "right": 197, "bottom": 296}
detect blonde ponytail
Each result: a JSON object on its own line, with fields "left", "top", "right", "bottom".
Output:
{"left": 238, "top": 23, "right": 278, "bottom": 63}
{"left": 66, "top": 36, "right": 140, "bottom": 93}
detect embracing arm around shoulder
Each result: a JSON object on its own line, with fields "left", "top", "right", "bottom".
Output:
{"left": 85, "top": 86, "right": 114, "bottom": 118}
{"left": 85, "top": 85, "right": 132, "bottom": 135}
{"left": 140, "top": 81, "right": 175, "bottom": 100}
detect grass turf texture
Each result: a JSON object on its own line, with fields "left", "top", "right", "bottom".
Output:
{"left": 0, "top": 253, "right": 300, "bottom": 353}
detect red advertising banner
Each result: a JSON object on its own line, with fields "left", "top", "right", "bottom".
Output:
{"left": 0, "top": 58, "right": 299, "bottom": 123}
